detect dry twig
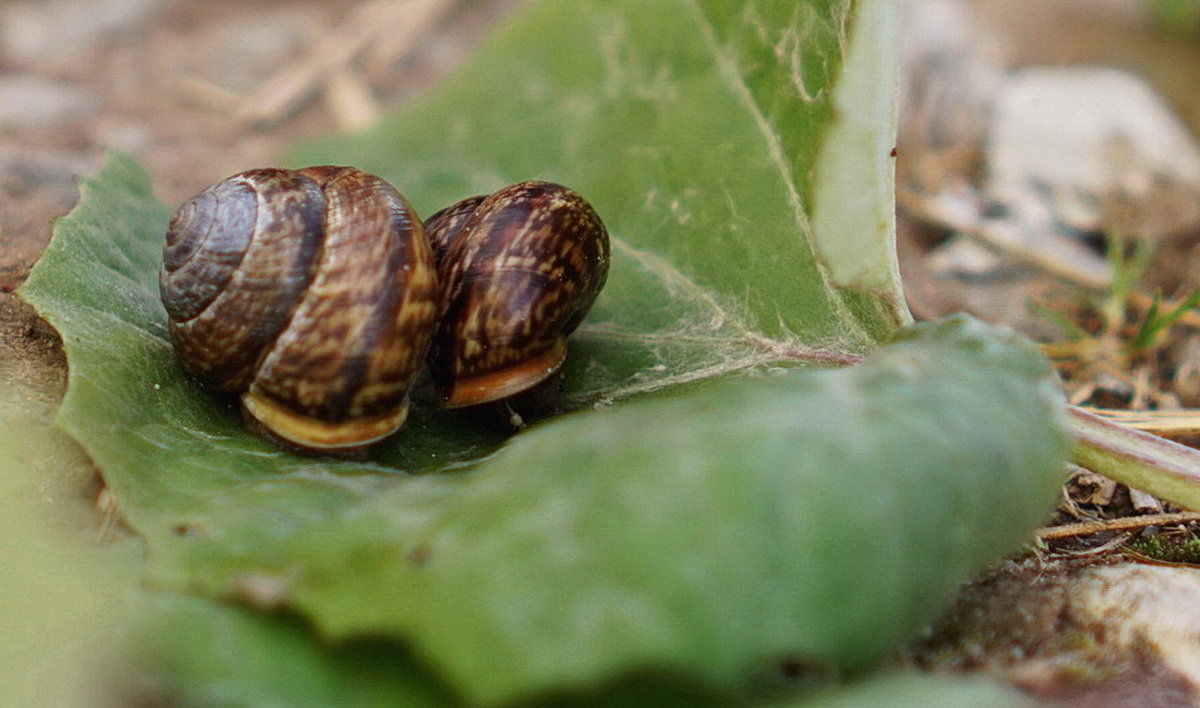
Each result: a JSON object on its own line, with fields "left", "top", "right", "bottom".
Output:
{"left": 236, "top": 0, "right": 458, "bottom": 129}
{"left": 1037, "top": 510, "right": 1200, "bottom": 541}
{"left": 1084, "top": 407, "right": 1200, "bottom": 436}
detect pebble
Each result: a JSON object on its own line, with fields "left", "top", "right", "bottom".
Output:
{"left": 987, "top": 67, "right": 1200, "bottom": 240}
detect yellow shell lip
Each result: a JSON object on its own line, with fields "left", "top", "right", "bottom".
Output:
{"left": 440, "top": 339, "right": 567, "bottom": 409}
{"left": 242, "top": 393, "right": 409, "bottom": 450}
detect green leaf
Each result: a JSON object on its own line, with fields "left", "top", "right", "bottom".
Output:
{"left": 276, "top": 315, "right": 1068, "bottom": 703}
{"left": 131, "top": 595, "right": 451, "bottom": 708}
{"left": 296, "top": 0, "right": 907, "bottom": 406}
{"left": 789, "top": 672, "right": 1036, "bottom": 707}
{"left": 14, "top": 0, "right": 1069, "bottom": 704}
{"left": 19, "top": 153, "right": 1068, "bottom": 697}
{"left": 1150, "top": 0, "right": 1200, "bottom": 34}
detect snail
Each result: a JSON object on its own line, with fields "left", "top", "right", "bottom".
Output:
{"left": 424, "top": 180, "right": 610, "bottom": 410}
{"left": 159, "top": 168, "right": 608, "bottom": 450}
{"left": 159, "top": 166, "right": 438, "bottom": 452}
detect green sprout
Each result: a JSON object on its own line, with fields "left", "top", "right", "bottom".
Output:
{"left": 1150, "top": 0, "right": 1200, "bottom": 35}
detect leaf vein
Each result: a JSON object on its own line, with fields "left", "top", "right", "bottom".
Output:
{"left": 682, "top": 0, "right": 868, "bottom": 342}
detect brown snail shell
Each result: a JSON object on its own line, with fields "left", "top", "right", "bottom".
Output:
{"left": 424, "top": 180, "right": 610, "bottom": 409}
{"left": 159, "top": 166, "right": 438, "bottom": 452}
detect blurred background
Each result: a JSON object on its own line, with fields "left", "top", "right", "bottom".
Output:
{"left": 0, "top": 0, "right": 517, "bottom": 291}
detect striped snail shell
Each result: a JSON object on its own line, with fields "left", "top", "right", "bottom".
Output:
{"left": 159, "top": 166, "right": 438, "bottom": 452}
{"left": 424, "top": 180, "right": 610, "bottom": 409}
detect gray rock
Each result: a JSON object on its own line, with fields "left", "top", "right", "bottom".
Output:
{"left": 987, "top": 67, "right": 1200, "bottom": 240}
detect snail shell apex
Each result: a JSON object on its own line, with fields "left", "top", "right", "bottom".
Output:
{"left": 159, "top": 166, "right": 438, "bottom": 451}
{"left": 425, "top": 180, "right": 610, "bottom": 409}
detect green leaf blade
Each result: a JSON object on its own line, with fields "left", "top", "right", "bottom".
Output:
{"left": 282, "top": 316, "right": 1068, "bottom": 704}
{"left": 15, "top": 154, "right": 489, "bottom": 590}
{"left": 296, "top": 0, "right": 906, "bottom": 384}
{"left": 133, "top": 595, "right": 451, "bottom": 708}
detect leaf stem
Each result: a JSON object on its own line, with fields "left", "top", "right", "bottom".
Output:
{"left": 1069, "top": 405, "right": 1200, "bottom": 511}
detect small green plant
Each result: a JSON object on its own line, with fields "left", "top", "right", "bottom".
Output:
{"left": 1047, "top": 231, "right": 1200, "bottom": 359}
{"left": 1150, "top": 0, "right": 1200, "bottom": 34}
{"left": 1130, "top": 287, "right": 1200, "bottom": 352}
{"left": 1100, "top": 231, "right": 1155, "bottom": 332}
{"left": 1103, "top": 229, "right": 1200, "bottom": 356}
{"left": 1127, "top": 533, "right": 1200, "bottom": 564}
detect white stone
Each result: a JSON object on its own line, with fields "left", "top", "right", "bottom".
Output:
{"left": 987, "top": 67, "right": 1200, "bottom": 233}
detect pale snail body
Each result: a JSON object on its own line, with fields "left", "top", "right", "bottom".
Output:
{"left": 159, "top": 166, "right": 438, "bottom": 452}
{"left": 425, "top": 180, "right": 610, "bottom": 409}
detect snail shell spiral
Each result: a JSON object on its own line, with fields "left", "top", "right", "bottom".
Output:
{"left": 424, "top": 180, "right": 610, "bottom": 409}
{"left": 159, "top": 166, "right": 438, "bottom": 452}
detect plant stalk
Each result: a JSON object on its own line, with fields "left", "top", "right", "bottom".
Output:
{"left": 1070, "top": 405, "right": 1200, "bottom": 512}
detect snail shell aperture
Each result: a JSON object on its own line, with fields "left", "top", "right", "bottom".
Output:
{"left": 424, "top": 180, "right": 610, "bottom": 409}
{"left": 159, "top": 166, "right": 438, "bottom": 452}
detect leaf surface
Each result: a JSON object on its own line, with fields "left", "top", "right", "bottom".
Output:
{"left": 296, "top": 0, "right": 907, "bottom": 405}
{"left": 132, "top": 595, "right": 451, "bottom": 707}
{"left": 277, "top": 315, "right": 1069, "bottom": 703}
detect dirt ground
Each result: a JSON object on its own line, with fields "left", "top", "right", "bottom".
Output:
{"left": 0, "top": 0, "right": 521, "bottom": 291}
{"left": 5, "top": 0, "right": 1200, "bottom": 705}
